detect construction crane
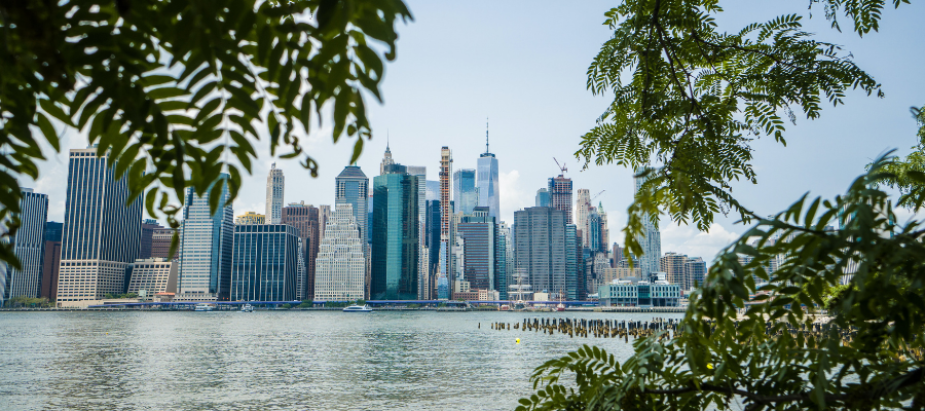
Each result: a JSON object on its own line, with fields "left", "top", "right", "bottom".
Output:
{"left": 590, "top": 190, "right": 605, "bottom": 202}
{"left": 553, "top": 157, "right": 567, "bottom": 175}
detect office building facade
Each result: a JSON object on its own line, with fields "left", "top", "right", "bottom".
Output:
{"left": 230, "top": 224, "right": 299, "bottom": 301}
{"left": 453, "top": 169, "right": 478, "bottom": 215}
{"left": 126, "top": 258, "right": 177, "bottom": 297}
{"left": 57, "top": 149, "right": 142, "bottom": 305}
{"left": 150, "top": 228, "right": 178, "bottom": 259}
{"left": 281, "top": 202, "right": 320, "bottom": 300}
{"left": 634, "top": 172, "right": 662, "bottom": 277}
{"left": 3, "top": 189, "right": 48, "bottom": 301}
{"left": 371, "top": 165, "right": 419, "bottom": 300}
{"left": 513, "top": 207, "right": 568, "bottom": 300}
{"left": 335, "top": 166, "right": 369, "bottom": 251}
{"left": 535, "top": 188, "right": 551, "bottom": 207}
{"left": 456, "top": 207, "right": 496, "bottom": 292}
{"left": 177, "top": 176, "right": 234, "bottom": 301}
{"left": 313, "top": 204, "right": 366, "bottom": 301}
{"left": 265, "top": 163, "right": 285, "bottom": 224}
{"left": 477, "top": 125, "right": 500, "bottom": 219}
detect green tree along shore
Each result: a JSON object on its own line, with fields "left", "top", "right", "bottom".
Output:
{"left": 520, "top": 0, "right": 925, "bottom": 410}
{"left": 0, "top": 0, "right": 411, "bottom": 267}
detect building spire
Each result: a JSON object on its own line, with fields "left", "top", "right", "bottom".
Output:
{"left": 485, "top": 117, "right": 489, "bottom": 154}
{"left": 386, "top": 130, "right": 391, "bottom": 153}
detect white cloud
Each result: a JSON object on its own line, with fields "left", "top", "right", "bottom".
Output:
{"left": 499, "top": 169, "right": 526, "bottom": 224}
{"left": 660, "top": 223, "right": 741, "bottom": 263}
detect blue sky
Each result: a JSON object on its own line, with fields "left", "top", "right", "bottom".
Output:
{"left": 25, "top": 0, "right": 925, "bottom": 263}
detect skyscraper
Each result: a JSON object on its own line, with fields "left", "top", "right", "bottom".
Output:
{"left": 426, "top": 180, "right": 440, "bottom": 201}
{"left": 4, "top": 188, "right": 48, "bottom": 301}
{"left": 453, "top": 169, "right": 478, "bottom": 215}
{"left": 548, "top": 175, "right": 573, "bottom": 224}
{"left": 535, "top": 188, "right": 551, "bottom": 207}
{"left": 497, "top": 222, "right": 511, "bottom": 300}
{"left": 139, "top": 219, "right": 161, "bottom": 259}
{"left": 456, "top": 207, "right": 497, "bottom": 292}
{"left": 477, "top": 120, "right": 500, "bottom": 219}
{"left": 634, "top": 171, "right": 662, "bottom": 277}
{"left": 514, "top": 206, "right": 568, "bottom": 299}
{"left": 371, "top": 164, "right": 419, "bottom": 300}
{"left": 40, "top": 222, "right": 63, "bottom": 301}
{"left": 380, "top": 139, "right": 395, "bottom": 175}
{"left": 230, "top": 224, "right": 299, "bottom": 301}
{"left": 56, "top": 148, "right": 142, "bottom": 306}
{"left": 281, "top": 202, "right": 320, "bottom": 300}
{"left": 314, "top": 204, "right": 366, "bottom": 301}
{"left": 659, "top": 252, "right": 687, "bottom": 286}
{"left": 575, "top": 189, "right": 591, "bottom": 246}
{"left": 684, "top": 257, "right": 707, "bottom": 290}
{"left": 439, "top": 147, "right": 454, "bottom": 288}
{"left": 319, "top": 205, "right": 331, "bottom": 239}
{"left": 335, "top": 166, "right": 369, "bottom": 251}
{"left": 150, "top": 228, "right": 178, "bottom": 260}
{"left": 177, "top": 175, "right": 234, "bottom": 301}
{"left": 406, "top": 165, "right": 428, "bottom": 299}
{"left": 265, "top": 163, "right": 285, "bottom": 224}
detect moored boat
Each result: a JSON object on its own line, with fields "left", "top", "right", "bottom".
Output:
{"left": 241, "top": 303, "right": 254, "bottom": 312}
{"left": 343, "top": 304, "right": 373, "bottom": 312}
{"left": 194, "top": 303, "right": 215, "bottom": 312}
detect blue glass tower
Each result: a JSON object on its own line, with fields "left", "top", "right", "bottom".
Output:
{"left": 335, "top": 166, "right": 369, "bottom": 248}
{"left": 230, "top": 224, "right": 299, "bottom": 301}
{"left": 371, "top": 164, "right": 419, "bottom": 300}
{"left": 477, "top": 120, "right": 500, "bottom": 220}
{"left": 177, "top": 175, "right": 234, "bottom": 300}
{"left": 453, "top": 169, "right": 477, "bottom": 215}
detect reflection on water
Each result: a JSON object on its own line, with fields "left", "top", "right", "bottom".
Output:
{"left": 0, "top": 311, "right": 682, "bottom": 411}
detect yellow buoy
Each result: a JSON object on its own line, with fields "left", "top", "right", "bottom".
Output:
{"left": 707, "top": 364, "right": 713, "bottom": 369}
{"left": 516, "top": 338, "right": 520, "bottom": 344}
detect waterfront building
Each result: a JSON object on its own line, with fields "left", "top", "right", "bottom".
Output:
{"left": 456, "top": 207, "right": 497, "bottom": 292}
{"left": 4, "top": 188, "right": 48, "bottom": 301}
{"left": 41, "top": 222, "right": 63, "bottom": 301}
{"left": 439, "top": 147, "right": 455, "bottom": 287}
{"left": 150, "top": 228, "right": 178, "bottom": 259}
{"left": 659, "top": 252, "right": 707, "bottom": 291}
{"left": 235, "top": 211, "right": 266, "bottom": 225}
{"left": 231, "top": 224, "right": 299, "bottom": 301}
{"left": 593, "top": 267, "right": 642, "bottom": 290}
{"left": 371, "top": 164, "right": 420, "bottom": 300}
{"left": 281, "top": 202, "right": 320, "bottom": 300}
{"left": 177, "top": 175, "right": 234, "bottom": 301}
{"left": 634, "top": 171, "right": 662, "bottom": 276}
{"left": 659, "top": 252, "right": 687, "bottom": 287}
{"left": 425, "top": 199, "right": 442, "bottom": 296}
{"left": 513, "top": 206, "right": 567, "bottom": 300}
{"left": 535, "top": 188, "right": 551, "bottom": 207}
{"left": 684, "top": 256, "right": 707, "bottom": 291}
{"left": 598, "top": 278, "right": 681, "bottom": 307}
{"left": 548, "top": 175, "right": 573, "bottom": 224}
{"left": 453, "top": 169, "right": 478, "bottom": 215}
{"left": 265, "top": 163, "right": 285, "bottom": 224}
{"left": 335, "top": 166, "right": 369, "bottom": 251}
{"left": 139, "top": 219, "right": 161, "bottom": 259}
{"left": 126, "top": 258, "right": 177, "bottom": 298}
{"left": 57, "top": 148, "right": 142, "bottom": 306}
{"left": 313, "top": 204, "right": 366, "bottom": 301}
{"left": 477, "top": 121, "right": 500, "bottom": 219}
{"left": 575, "top": 189, "right": 591, "bottom": 246}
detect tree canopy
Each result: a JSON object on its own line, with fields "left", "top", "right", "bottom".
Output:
{"left": 0, "top": 0, "right": 411, "bottom": 267}
{"left": 522, "top": 0, "right": 925, "bottom": 409}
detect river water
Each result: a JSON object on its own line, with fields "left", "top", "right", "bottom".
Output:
{"left": 0, "top": 310, "right": 683, "bottom": 410}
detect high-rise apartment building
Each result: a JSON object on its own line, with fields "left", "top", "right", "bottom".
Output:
{"left": 230, "top": 224, "right": 299, "bottom": 301}
{"left": 177, "top": 175, "right": 234, "bottom": 301}
{"left": 548, "top": 175, "right": 573, "bottom": 224}
{"left": 575, "top": 189, "right": 591, "bottom": 246}
{"left": 235, "top": 211, "right": 266, "bottom": 225}
{"left": 453, "top": 169, "right": 478, "bottom": 215}
{"left": 659, "top": 252, "right": 687, "bottom": 287}
{"left": 313, "top": 204, "right": 366, "bottom": 301}
{"left": 634, "top": 171, "right": 662, "bottom": 276}
{"left": 535, "top": 188, "right": 551, "bottom": 207}
{"left": 126, "top": 258, "right": 177, "bottom": 297}
{"left": 406, "top": 165, "right": 428, "bottom": 299}
{"left": 335, "top": 166, "right": 369, "bottom": 251}
{"left": 566, "top": 223, "right": 582, "bottom": 300}
{"left": 514, "top": 206, "right": 568, "bottom": 300}
{"left": 265, "top": 163, "right": 285, "bottom": 224}
{"left": 456, "top": 207, "right": 496, "bottom": 291}
{"left": 40, "top": 222, "right": 63, "bottom": 301}
{"left": 56, "top": 149, "right": 142, "bottom": 306}
{"left": 439, "top": 147, "right": 454, "bottom": 287}
{"left": 477, "top": 122, "right": 500, "bottom": 220}
{"left": 281, "top": 202, "right": 320, "bottom": 300}
{"left": 684, "top": 257, "right": 707, "bottom": 291}
{"left": 371, "top": 164, "right": 419, "bottom": 300}
{"left": 4, "top": 188, "right": 48, "bottom": 301}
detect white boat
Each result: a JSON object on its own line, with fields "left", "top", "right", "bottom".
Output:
{"left": 241, "top": 303, "right": 254, "bottom": 312}
{"left": 342, "top": 304, "right": 373, "bottom": 312}
{"left": 194, "top": 303, "right": 215, "bottom": 312}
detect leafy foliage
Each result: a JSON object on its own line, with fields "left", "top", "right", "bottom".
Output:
{"left": 4, "top": 295, "right": 53, "bottom": 308}
{"left": 577, "top": 0, "right": 889, "bottom": 260}
{"left": 520, "top": 157, "right": 925, "bottom": 410}
{"left": 875, "top": 105, "right": 925, "bottom": 210}
{"left": 0, "top": 0, "right": 411, "bottom": 266}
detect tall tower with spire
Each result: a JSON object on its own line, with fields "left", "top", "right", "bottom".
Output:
{"left": 265, "top": 163, "right": 285, "bottom": 224}
{"left": 477, "top": 118, "right": 500, "bottom": 220}
{"left": 380, "top": 133, "right": 394, "bottom": 175}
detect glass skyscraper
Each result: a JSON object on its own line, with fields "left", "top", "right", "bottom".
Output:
{"left": 3, "top": 188, "right": 48, "bottom": 303}
{"left": 477, "top": 154, "right": 500, "bottom": 220}
{"left": 335, "top": 166, "right": 369, "bottom": 251}
{"left": 371, "top": 164, "right": 419, "bottom": 300}
{"left": 56, "top": 148, "right": 142, "bottom": 306}
{"left": 634, "top": 171, "right": 662, "bottom": 277}
{"left": 456, "top": 207, "right": 496, "bottom": 292}
{"left": 230, "top": 224, "right": 299, "bottom": 301}
{"left": 535, "top": 188, "right": 551, "bottom": 207}
{"left": 513, "top": 206, "right": 568, "bottom": 300}
{"left": 177, "top": 175, "right": 234, "bottom": 301}
{"left": 454, "top": 169, "right": 478, "bottom": 215}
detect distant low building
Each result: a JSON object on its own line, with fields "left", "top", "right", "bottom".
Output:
{"left": 598, "top": 278, "right": 681, "bottom": 307}
{"left": 127, "top": 258, "right": 177, "bottom": 300}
